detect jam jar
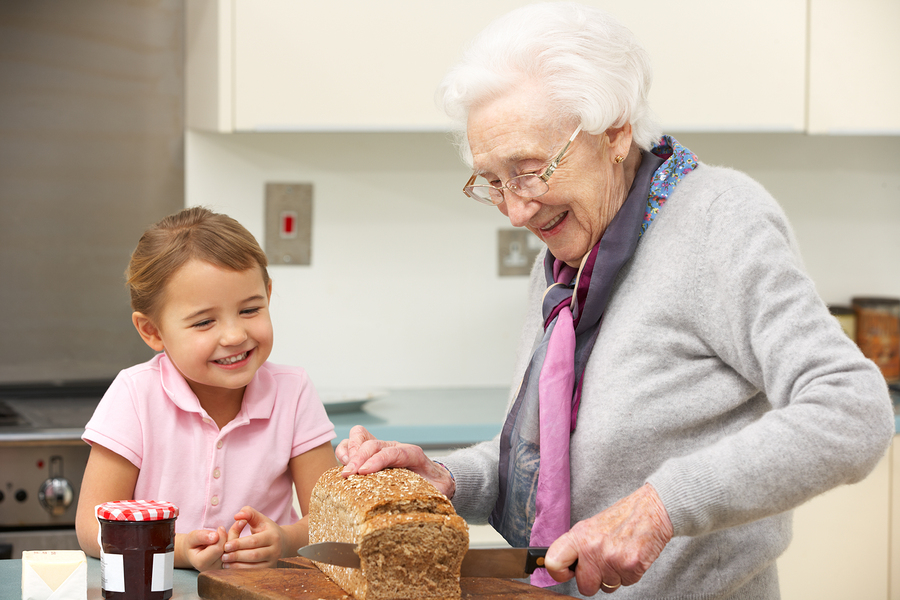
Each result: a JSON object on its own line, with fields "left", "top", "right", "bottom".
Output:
{"left": 96, "top": 500, "right": 179, "bottom": 600}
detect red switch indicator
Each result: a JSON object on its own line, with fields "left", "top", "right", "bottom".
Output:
{"left": 265, "top": 182, "right": 312, "bottom": 265}
{"left": 280, "top": 211, "right": 298, "bottom": 239}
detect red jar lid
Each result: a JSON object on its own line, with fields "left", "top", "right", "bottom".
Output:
{"left": 96, "top": 500, "right": 178, "bottom": 521}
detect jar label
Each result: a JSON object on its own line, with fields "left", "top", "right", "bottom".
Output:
{"left": 100, "top": 551, "right": 125, "bottom": 592}
{"left": 151, "top": 551, "right": 175, "bottom": 591}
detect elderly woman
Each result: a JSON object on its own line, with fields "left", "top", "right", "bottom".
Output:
{"left": 337, "top": 3, "right": 895, "bottom": 599}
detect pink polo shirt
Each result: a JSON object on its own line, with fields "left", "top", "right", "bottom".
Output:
{"left": 83, "top": 353, "right": 335, "bottom": 535}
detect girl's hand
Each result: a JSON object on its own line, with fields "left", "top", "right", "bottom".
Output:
{"left": 220, "top": 506, "right": 285, "bottom": 569}
{"left": 180, "top": 527, "right": 228, "bottom": 572}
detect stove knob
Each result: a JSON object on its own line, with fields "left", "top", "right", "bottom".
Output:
{"left": 15, "top": 489, "right": 27, "bottom": 502}
{"left": 38, "top": 478, "right": 74, "bottom": 516}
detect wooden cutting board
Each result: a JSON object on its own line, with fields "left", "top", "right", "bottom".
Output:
{"left": 197, "top": 556, "right": 576, "bottom": 599}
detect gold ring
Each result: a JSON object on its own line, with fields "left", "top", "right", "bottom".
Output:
{"left": 601, "top": 581, "right": 621, "bottom": 590}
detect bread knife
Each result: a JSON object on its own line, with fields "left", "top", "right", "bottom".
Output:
{"left": 298, "top": 542, "right": 575, "bottom": 578}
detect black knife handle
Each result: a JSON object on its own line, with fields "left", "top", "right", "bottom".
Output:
{"left": 525, "top": 547, "right": 578, "bottom": 574}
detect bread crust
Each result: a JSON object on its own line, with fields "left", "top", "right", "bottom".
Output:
{"left": 309, "top": 467, "right": 468, "bottom": 600}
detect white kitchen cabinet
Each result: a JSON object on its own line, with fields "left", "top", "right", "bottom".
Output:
{"left": 777, "top": 438, "right": 894, "bottom": 600}
{"left": 186, "top": 0, "right": 521, "bottom": 132}
{"left": 807, "top": 0, "right": 900, "bottom": 134}
{"left": 605, "top": 0, "right": 807, "bottom": 132}
{"left": 892, "top": 437, "right": 900, "bottom": 600}
{"left": 186, "top": 0, "right": 807, "bottom": 133}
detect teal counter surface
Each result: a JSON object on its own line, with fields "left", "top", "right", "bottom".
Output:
{"left": 0, "top": 556, "right": 200, "bottom": 600}
{"left": 326, "top": 387, "right": 510, "bottom": 448}
{"left": 326, "top": 386, "right": 900, "bottom": 445}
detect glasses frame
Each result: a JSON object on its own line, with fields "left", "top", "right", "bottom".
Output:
{"left": 463, "top": 124, "right": 584, "bottom": 206}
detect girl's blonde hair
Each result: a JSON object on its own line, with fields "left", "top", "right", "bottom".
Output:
{"left": 126, "top": 207, "right": 270, "bottom": 321}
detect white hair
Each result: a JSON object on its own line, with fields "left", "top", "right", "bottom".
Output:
{"left": 436, "top": 2, "right": 662, "bottom": 166}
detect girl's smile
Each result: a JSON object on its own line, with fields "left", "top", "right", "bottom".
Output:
{"left": 213, "top": 350, "right": 251, "bottom": 366}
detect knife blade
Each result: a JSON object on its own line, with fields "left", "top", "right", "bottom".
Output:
{"left": 298, "top": 542, "right": 573, "bottom": 579}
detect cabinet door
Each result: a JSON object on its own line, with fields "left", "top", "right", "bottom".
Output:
{"left": 225, "top": 0, "right": 806, "bottom": 132}
{"left": 602, "top": 0, "right": 807, "bottom": 132}
{"left": 892, "top": 438, "right": 899, "bottom": 600}
{"left": 808, "top": 0, "right": 900, "bottom": 134}
{"left": 777, "top": 447, "right": 891, "bottom": 600}
{"left": 231, "top": 0, "right": 523, "bottom": 131}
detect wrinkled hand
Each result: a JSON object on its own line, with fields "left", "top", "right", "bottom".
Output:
{"left": 544, "top": 483, "right": 674, "bottom": 595}
{"left": 182, "top": 526, "right": 228, "bottom": 572}
{"left": 220, "top": 506, "right": 286, "bottom": 569}
{"left": 335, "top": 425, "right": 455, "bottom": 498}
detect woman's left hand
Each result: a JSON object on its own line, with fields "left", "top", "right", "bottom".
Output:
{"left": 335, "top": 425, "right": 456, "bottom": 498}
{"left": 220, "top": 506, "right": 286, "bottom": 569}
{"left": 543, "top": 483, "right": 674, "bottom": 595}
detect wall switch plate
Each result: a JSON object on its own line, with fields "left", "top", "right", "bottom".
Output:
{"left": 265, "top": 183, "right": 312, "bottom": 265}
{"left": 497, "top": 229, "right": 544, "bottom": 276}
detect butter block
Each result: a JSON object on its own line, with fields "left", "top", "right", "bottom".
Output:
{"left": 22, "top": 550, "right": 87, "bottom": 600}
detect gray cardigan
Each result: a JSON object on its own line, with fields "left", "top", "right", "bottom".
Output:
{"left": 439, "top": 163, "right": 894, "bottom": 599}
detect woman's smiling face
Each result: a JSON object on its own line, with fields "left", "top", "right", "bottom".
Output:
{"left": 467, "top": 85, "right": 632, "bottom": 267}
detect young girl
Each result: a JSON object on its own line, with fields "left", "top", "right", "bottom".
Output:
{"left": 75, "top": 206, "right": 338, "bottom": 571}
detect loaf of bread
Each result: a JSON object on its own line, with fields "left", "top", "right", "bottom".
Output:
{"left": 308, "top": 466, "right": 469, "bottom": 600}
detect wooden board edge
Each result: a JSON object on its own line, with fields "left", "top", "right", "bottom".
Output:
{"left": 197, "top": 571, "right": 259, "bottom": 600}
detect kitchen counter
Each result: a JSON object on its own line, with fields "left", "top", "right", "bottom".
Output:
{"left": 1, "top": 556, "right": 577, "bottom": 600}
{"left": 0, "top": 387, "right": 512, "bottom": 448}
{"left": 329, "top": 385, "right": 900, "bottom": 448}
{"left": 0, "top": 556, "right": 201, "bottom": 600}
{"left": 325, "top": 387, "right": 510, "bottom": 449}
{"left": 2, "top": 384, "right": 893, "bottom": 450}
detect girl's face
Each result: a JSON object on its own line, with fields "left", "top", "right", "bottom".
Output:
{"left": 134, "top": 259, "right": 273, "bottom": 398}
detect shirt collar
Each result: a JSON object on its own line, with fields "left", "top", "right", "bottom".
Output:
{"left": 157, "top": 353, "right": 276, "bottom": 422}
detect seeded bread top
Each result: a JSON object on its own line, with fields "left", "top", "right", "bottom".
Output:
{"left": 309, "top": 467, "right": 456, "bottom": 545}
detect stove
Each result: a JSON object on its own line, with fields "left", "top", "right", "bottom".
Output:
{"left": 0, "top": 380, "right": 110, "bottom": 558}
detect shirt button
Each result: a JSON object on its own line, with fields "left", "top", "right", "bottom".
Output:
{"left": 211, "top": 496, "right": 219, "bottom": 506}
{"left": 216, "top": 440, "right": 223, "bottom": 449}
{"left": 213, "top": 469, "right": 221, "bottom": 479}
{"left": 203, "top": 417, "right": 212, "bottom": 424}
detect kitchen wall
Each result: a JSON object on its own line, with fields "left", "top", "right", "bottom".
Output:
{"left": 186, "top": 131, "right": 900, "bottom": 391}
{"left": 4, "top": 1, "right": 897, "bottom": 390}
{"left": 0, "top": 0, "right": 184, "bottom": 382}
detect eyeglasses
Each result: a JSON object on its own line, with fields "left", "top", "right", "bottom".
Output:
{"left": 462, "top": 124, "right": 583, "bottom": 206}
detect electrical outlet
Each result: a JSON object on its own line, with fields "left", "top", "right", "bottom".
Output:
{"left": 497, "top": 229, "right": 544, "bottom": 276}
{"left": 265, "top": 183, "right": 312, "bottom": 265}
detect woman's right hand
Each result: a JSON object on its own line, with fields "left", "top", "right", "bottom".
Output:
{"left": 543, "top": 483, "right": 674, "bottom": 595}
{"left": 335, "top": 425, "right": 456, "bottom": 498}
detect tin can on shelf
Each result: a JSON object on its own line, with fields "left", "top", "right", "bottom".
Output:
{"left": 96, "top": 500, "right": 178, "bottom": 600}
{"left": 852, "top": 297, "right": 900, "bottom": 382}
